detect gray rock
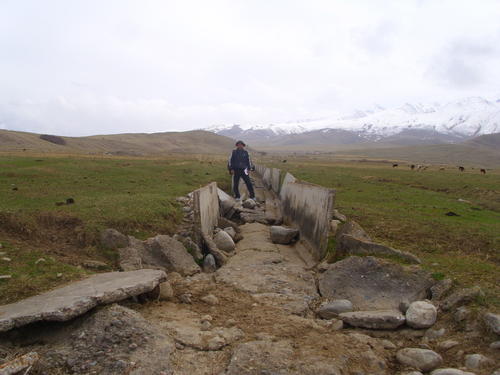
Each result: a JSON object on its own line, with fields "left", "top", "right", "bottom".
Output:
{"left": 270, "top": 225, "right": 300, "bottom": 244}
{"left": 242, "top": 198, "right": 257, "bottom": 209}
{"left": 0, "top": 270, "right": 166, "bottom": 332}
{"left": 464, "top": 354, "right": 494, "bottom": 370}
{"left": 492, "top": 370, "right": 500, "bottom": 375}
{"left": 490, "top": 341, "right": 500, "bottom": 349}
{"left": 213, "top": 230, "right": 236, "bottom": 252}
{"left": 425, "top": 328, "right": 446, "bottom": 340}
{"left": 396, "top": 348, "right": 443, "bottom": 372}
{"left": 402, "top": 372, "right": 424, "bottom": 375}
{"left": 158, "top": 281, "right": 174, "bottom": 300}
{"left": 319, "top": 256, "right": 435, "bottom": 310}
{"left": 430, "top": 278, "right": 453, "bottom": 300}
{"left": 201, "top": 232, "right": 228, "bottom": 266}
{"left": 145, "top": 235, "right": 201, "bottom": 276}
{"left": 173, "top": 235, "right": 204, "bottom": 262}
{"left": 454, "top": 306, "right": 470, "bottom": 322}
{"left": 100, "top": 228, "right": 129, "bottom": 249}
{"left": 240, "top": 211, "right": 268, "bottom": 224}
{"left": 332, "top": 209, "right": 347, "bottom": 222}
{"left": 441, "top": 286, "right": 483, "bottom": 311}
{"left": 430, "top": 369, "right": 476, "bottom": 375}
{"left": 203, "top": 254, "right": 217, "bottom": 273}
{"left": 337, "top": 234, "right": 421, "bottom": 264}
{"left": 483, "top": 312, "right": 500, "bottom": 335}
{"left": 406, "top": 301, "right": 437, "bottom": 329}
{"left": 400, "top": 300, "right": 411, "bottom": 313}
{"left": 335, "top": 220, "right": 371, "bottom": 242}
{"left": 437, "top": 340, "right": 459, "bottom": 350}
{"left": 200, "top": 294, "right": 219, "bottom": 305}
{"left": 381, "top": 339, "right": 397, "bottom": 349}
{"left": 318, "top": 300, "right": 353, "bottom": 319}
{"left": 330, "top": 219, "right": 341, "bottom": 235}
{"left": 217, "top": 188, "right": 236, "bottom": 217}
{"left": 339, "top": 310, "right": 406, "bottom": 330}
{"left": 224, "top": 227, "right": 237, "bottom": 240}
{"left": 82, "top": 260, "right": 109, "bottom": 270}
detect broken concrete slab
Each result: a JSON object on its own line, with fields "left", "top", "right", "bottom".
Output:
{"left": 0, "top": 269, "right": 166, "bottom": 332}
{"left": 270, "top": 225, "right": 300, "bottom": 244}
{"left": 217, "top": 187, "right": 236, "bottom": 217}
{"left": 337, "top": 234, "right": 421, "bottom": 264}
{"left": 339, "top": 310, "right": 406, "bottom": 330}
{"left": 318, "top": 256, "right": 435, "bottom": 310}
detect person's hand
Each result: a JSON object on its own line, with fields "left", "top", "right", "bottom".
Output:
{"left": 229, "top": 169, "right": 234, "bottom": 175}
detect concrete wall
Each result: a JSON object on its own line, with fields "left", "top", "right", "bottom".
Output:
{"left": 262, "top": 168, "right": 272, "bottom": 190}
{"left": 280, "top": 178, "right": 335, "bottom": 260}
{"left": 270, "top": 168, "right": 281, "bottom": 194}
{"left": 192, "top": 182, "right": 220, "bottom": 236}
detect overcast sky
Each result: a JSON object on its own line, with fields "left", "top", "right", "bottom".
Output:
{"left": 1, "top": 0, "right": 500, "bottom": 136}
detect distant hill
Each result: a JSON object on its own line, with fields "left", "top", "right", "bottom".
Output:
{"left": 464, "top": 132, "right": 500, "bottom": 149}
{"left": 0, "top": 129, "right": 237, "bottom": 155}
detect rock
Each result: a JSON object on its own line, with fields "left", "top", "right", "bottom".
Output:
{"left": 217, "top": 188, "right": 237, "bottom": 216}
{"left": 224, "top": 227, "right": 237, "bottom": 240}
{"left": 201, "top": 232, "right": 228, "bottom": 266}
{"left": 336, "top": 220, "right": 371, "bottom": 242}
{"left": 240, "top": 211, "right": 268, "bottom": 224}
{"left": 437, "top": 340, "right": 459, "bottom": 350}
{"left": 218, "top": 216, "right": 240, "bottom": 233}
{"left": 425, "top": 328, "right": 446, "bottom": 340}
{"left": 400, "top": 300, "right": 411, "bottom": 313}
{"left": 200, "top": 294, "right": 219, "bottom": 305}
{"left": 381, "top": 339, "right": 397, "bottom": 349}
{"left": 464, "top": 354, "right": 494, "bottom": 370}
{"left": 203, "top": 254, "right": 217, "bottom": 273}
{"left": 270, "top": 225, "right": 300, "bottom": 244}
{"left": 82, "top": 260, "right": 109, "bottom": 270}
{"left": 242, "top": 198, "right": 257, "bottom": 209}
{"left": 431, "top": 278, "right": 453, "bottom": 300}
{"left": 319, "top": 256, "right": 435, "bottom": 310}
{"left": 179, "top": 293, "right": 192, "bottom": 304}
{"left": 0, "top": 269, "right": 166, "bottom": 332}
{"left": 317, "top": 300, "right": 353, "bottom": 319}
{"left": 201, "top": 314, "right": 213, "bottom": 322}
{"left": 490, "top": 341, "right": 500, "bottom": 349}
{"left": 100, "top": 228, "right": 129, "bottom": 249}
{"left": 402, "top": 372, "right": 424, "bottom": 375}
{"left": 441, "top": 286, "right": 483, "bottom": 311}
{"left": 332, "top": 209, "right": 347, "bottom": 222}
{"left": 406, "top": 301, "right": 437, "bottom": 329}
{"left": 173, "top": 235, "right": 204, "bottom": 262}
{"left": 330, "top": 219, "right": 341, "bottom": 235}
{"left": 0, "top": 352, "right": 39, "bottom": 374}
{"left": 454, "top": 306, "right": 470, "bottom": 322}
{"left": 339, "top": 310, "right": 406, "bottom": 330}
{"left": 213, "top": 230, "right": 236, "bottom": 252}
{"left": 430, "top": 369, "right": 476, "bottom": 375}
{"left": 35, "top": 257, "right": 46, "bottom": 265}
{"left": 200, "top": 320, "right": 211, "bottom": 331}
{"left": 483, "top": 312, "right": 500, "bottom": 335}
{"left": 158, "top": 281, "right": 174, "bottom": 300}
{"left": 396, "top": 348, "right": 443, "bottom": 372}
{"left": 144, "top": 235, "right": 201, "bottom": 276}
{"left": 337, "top": 234, "right": 421, "bottom": 264}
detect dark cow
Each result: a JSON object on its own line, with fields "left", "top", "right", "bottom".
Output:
{"left": 458, "top": 166, "right": 465, "bottom": 172}
{"left": 282, "top": 160, "right": 287, "bottom": 163}
{"left": 392, "top": 163, "right": 398, "bottom": 168}
{"left": 410, "top": 164, "right": 415, "bottom": 170}
{"left": 480, "top": 168, "right": 486, "bottom": 174}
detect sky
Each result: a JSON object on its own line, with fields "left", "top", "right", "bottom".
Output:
{"left": 1, "top": 0, "right": 500, "bottom": 136}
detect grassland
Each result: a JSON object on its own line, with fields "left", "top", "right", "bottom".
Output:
{"left": 0, "top": 154, "right": 230, "bottom": 303}
{"left": 268, "top": 157, "right": 500, "bottom": 307}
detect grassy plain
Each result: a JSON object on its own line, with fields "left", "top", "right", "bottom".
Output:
{"left": 0, "top": 154, "right": 230, "bottom": 303}
{"left": 268, "top": 157, "right": 500, "bottom": 307}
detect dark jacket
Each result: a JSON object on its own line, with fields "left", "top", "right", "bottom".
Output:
{"left": 228, "top": 149, "right": 253, "bottom": 171}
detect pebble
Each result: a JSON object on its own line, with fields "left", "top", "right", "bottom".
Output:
{"left": 464, "top": 353, "right": 494, "bottom": 370}
{"left": 226, "top": 318, "right": 237, "bottom": 327}
{"left": 381, "top": 339, "right": 397, "bottom": 349}
{"left": 200, "top": 321, "right": 212, "bottom": 331}
{"left": 425, "top": 327, "right": 446, "bottom": 340}
{"left": 175, "top": 342, "right": 185, "bottom": 350}
{"left": 201, "top": 315, "right": 213, "bottom": 323}
{"left": 1, "top": 257, "right": 11, "bottom": 262}
{"left": 396, "top": 348, "right": 443, "bottom": 372}
{"left": 453, "top": 306, "right": 469, "bottom": 322}
{"left": 406, "top": 301, "right": 437, "bottom": 329}
{"left": 56, "top": 273, "right": 63, "bottom": 278}
{"left": 430, "top": 369, "right": 476, "bottom": 375}
{"left": 179, "top": 293, "right": 192, "bottom": 304}
{"left": 437, "top": 340, "right": 459, "bottom": 350}
{"left": 35, "top": 258, "right": 46, "bottom": 265}
{"left": 200, "top": 294, "right": 219, "bottom": 305}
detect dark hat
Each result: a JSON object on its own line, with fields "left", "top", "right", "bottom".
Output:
{"left": 235, "top": 140, "right": 246, "bottom": 146}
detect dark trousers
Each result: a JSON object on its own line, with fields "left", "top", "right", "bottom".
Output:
{"left": 233, "top": 169, "right": 255, "bottom": 199}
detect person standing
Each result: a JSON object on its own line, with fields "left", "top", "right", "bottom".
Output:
{"left": 227, "top": 140, "right": 255, "bottom": 200}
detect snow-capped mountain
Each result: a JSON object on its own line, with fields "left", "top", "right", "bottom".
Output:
{"left": 207, "top": 97, "right": 500, "bottom": 148}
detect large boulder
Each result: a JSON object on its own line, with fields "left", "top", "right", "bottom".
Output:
{"left": 144, "top": 235, "right": 201, "bottom": 276}
{"left": 406, "top": 301, "right": 437, "bottom": 329}
{"left": 339, "top": 310, "right": 406, "bottom": 330}
{"left": 270, "top": 226, "right": 300, "bottom": 244}
{"left": 100, "top": 228, "right": 129, "bottom": 249}
{"left": 318, "top": 256, "right": 435, "bottom": 310}
{"left": 214, "top": 230, "right": 236, "bottom": 252}
{"left": 396, "top": 348, "right": 443, "bottom": 372}
{"left": 0, "top": 270, "right": 166, "bottom": 332}
{"left": 440, "top": 286, "right": 483, "bottom": 311}
{"left": 337, "top": 234, "right": 421, "bottom": 264}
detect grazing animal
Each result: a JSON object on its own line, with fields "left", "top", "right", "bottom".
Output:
{"left": 410, "top": 164, "right": 415, "bottom": 170}
{"left": 282, "top": 160, "right": 287, "bottom": 163}
{"left": 392, "top": 163, "right": 398, "bottom": 168}
{"left": 439, "top": 167, "right": 445, "bottom": 171}
{"left": 458, "top": 166, "right": 465, "bottom": 172}
{"left": 480, "top": 168, "right": 486, "bottom": 174}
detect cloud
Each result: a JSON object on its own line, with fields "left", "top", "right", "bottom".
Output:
{"left": 0, "top": 0, "right": 500, "bottom": 135}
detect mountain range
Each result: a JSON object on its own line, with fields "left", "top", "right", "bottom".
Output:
{"left": 207, "top": 97, "right": 500, "bottom": 150}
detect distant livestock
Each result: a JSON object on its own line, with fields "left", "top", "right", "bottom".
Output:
{"left": 458, "top": 166, "right": 465, "bottom": 172}
{"left": 480, "top": 168, "right": 486, "bottom": 174}
{"left": 282, "top": 160, "right": 287, "bottom": 163}
{"left": 410, "top": 164, "right": 415, "bottom": 170}
{"left": 392, "top": 163, "right": 398, "bottom": 168}
{"left": 439, "top": 167, "right": 445, "bottom": 171}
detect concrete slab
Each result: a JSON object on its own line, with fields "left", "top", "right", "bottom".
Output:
{"left": 0, "top": 269, "right": 166, "bottom": 332}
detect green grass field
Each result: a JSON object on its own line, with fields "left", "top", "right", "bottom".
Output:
{"left": 271, "top": 159, "right": 500, "bottom": 307}
{"left": 0, "top": 154, "right": 230, "bottom": 303}
{"left": 1, "top": 154, "right": 499, "bottom": 309}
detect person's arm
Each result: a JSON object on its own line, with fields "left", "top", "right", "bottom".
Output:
{"left": 228, "top": 151, "right": 234, "bottom": 174}
{"left": 247, "top": 151, "right": 255, "bottom": 171}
